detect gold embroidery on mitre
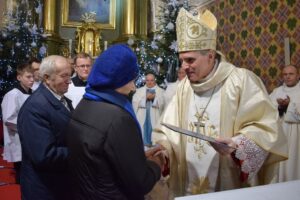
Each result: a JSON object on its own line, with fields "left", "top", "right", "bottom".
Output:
{"left": 176, "top": 8, "right": 217, "bottom": 52}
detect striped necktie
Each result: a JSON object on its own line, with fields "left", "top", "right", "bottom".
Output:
{"left": 60, "top": 96, "right": 70, "bottom": 111}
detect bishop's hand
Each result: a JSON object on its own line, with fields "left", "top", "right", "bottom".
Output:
{"left": 210, "top": 137, "right": 237, "bottom": 156}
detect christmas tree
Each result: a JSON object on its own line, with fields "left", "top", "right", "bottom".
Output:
{"left": 129, "top": 0, "right": 190, "bottom": 88}
{"left": 0, "top": 0, "right": 46, "bottom": 112}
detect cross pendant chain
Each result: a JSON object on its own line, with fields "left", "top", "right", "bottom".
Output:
{"left": 193, "top": 86, "right": 216, "bottom": 134}
{"left": 194, "top": 111, "right": 205, "bottom": 134}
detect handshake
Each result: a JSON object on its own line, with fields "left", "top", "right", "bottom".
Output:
{"left": 145, "top": 145, "right": 169, "bottom": 175}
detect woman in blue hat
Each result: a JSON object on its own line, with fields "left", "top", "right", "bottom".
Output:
{"left": 66, "top": 44, "right": 165, "bottom": 200}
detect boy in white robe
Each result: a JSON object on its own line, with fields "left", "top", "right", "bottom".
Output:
{"left": 1, "top": 63, "right": 34, "bottom": 182}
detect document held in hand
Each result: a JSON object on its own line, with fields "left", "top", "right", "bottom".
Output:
{"left": 161, "top": 123, "right": 236, "bottom": 149}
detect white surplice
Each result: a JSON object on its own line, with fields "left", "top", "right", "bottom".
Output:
{"left": 270, "top": 81, "right": 300, "bottom": 182}
{"left": 164, "top": 81, "right": 180, "bottom": 107}
{"left": 65, "top": 82, "right": 85, "bottom": 108}
{"left": 31, "top": 81, "right": 41, "bottom": 91}
{"left": 1, "top": 88, "right": 30, "bottom": 162}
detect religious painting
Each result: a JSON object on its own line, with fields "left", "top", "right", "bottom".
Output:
{"left": 62, "top": 0, "right": 116, "bottom": 29}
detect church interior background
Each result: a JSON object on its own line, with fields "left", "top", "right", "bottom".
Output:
{"left": 210, "top": 0, "right": 300, "bottom": 92}
{"left": 0, "top": 0, "right": 299, "bottom": 95}
{"left": 0, "top": 1, "right": 299, "bottom": 199}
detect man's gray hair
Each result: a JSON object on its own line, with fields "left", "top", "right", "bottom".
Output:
{"left": 39, "top": 55, "right": 63, "bottom": 80}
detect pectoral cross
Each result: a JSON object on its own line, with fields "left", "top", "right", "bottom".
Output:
{"left": 194, "top": 111, "right": 205, "bottom": 134}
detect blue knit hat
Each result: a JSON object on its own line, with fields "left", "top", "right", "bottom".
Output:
{"left": 87, "top": 44, "right": 139, "bottom": 90}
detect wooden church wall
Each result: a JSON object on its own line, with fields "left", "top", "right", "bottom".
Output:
{"left": 209, "top": 0, "right": 299, "bottom": 92}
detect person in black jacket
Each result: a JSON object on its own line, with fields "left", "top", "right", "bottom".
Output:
{"left": 66, "top": 44, "right": 165, "bottom": 200}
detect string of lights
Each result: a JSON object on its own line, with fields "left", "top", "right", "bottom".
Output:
{"left": 0, "top": 0, "right": 46, "bottom": 116}
{"left": 128, "top": 0, "right": 190, "bottom": 88}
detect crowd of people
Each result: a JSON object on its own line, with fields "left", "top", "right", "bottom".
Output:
{"left": 1, "top": 7, "right": 299, "bottom": 200}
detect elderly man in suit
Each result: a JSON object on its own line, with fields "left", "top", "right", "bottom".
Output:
{"left": 18, "top": 55, "right": 73, "bottom": 200}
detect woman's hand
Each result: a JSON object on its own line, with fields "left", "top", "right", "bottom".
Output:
{"left": 145, "top": 145, "right": 166, "bottom": 171}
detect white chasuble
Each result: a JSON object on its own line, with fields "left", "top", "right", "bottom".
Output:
{"left": 185, "top": 84, "right": 221, "bottom": 194}
{"left": 153, "top": 60, "right": 287, "bottom": 198}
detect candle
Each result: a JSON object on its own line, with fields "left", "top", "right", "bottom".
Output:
{"left": 68, "top": 39, "right": 72, "bottom": 56}
{"left": 104, "top": 41, "right": 108, "bottom": 50}
{"left": 89, "top": 39, "right": 93, "bottom": 55}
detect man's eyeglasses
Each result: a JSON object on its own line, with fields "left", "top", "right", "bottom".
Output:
{"left": 77, "top": 64, "right": 91, "bottom": 68}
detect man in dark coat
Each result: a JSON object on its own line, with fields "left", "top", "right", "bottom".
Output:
{"left": 18, "top": 55, "right": 73, "bottom": 200}
{"left": 66, "top": 44, "right": 165, "bottom": 200}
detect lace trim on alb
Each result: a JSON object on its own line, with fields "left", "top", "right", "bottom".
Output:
{"left": 234, "top": 135, "right": 268, "bottom": 180}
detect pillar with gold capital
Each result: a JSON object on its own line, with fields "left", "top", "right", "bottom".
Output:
{"left": 118, "top": 0, "right": 136, "bottom": 41}
{"left": 44, "top": 0, "right": 57, "bottom": 36}
{"left": 43, "top": 0, "right": 64, "bottom": 55}
{"left": 137, "top": 0, "right": 148, "bottom": 38}
{"left": 116, "top": 0, "right": 149, "bottom": 42}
